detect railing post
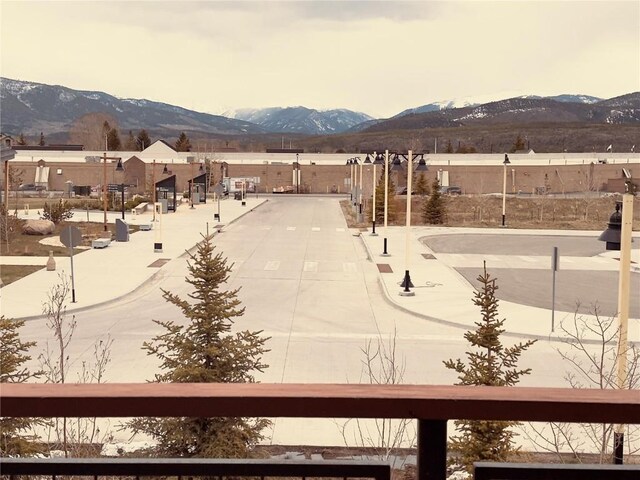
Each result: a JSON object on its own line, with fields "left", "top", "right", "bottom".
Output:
{"left": 417, "top": 419, "right": 447, "bottom": 480}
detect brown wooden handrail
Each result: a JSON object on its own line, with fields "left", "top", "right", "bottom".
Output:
{"left": 2, "top": 383, "right": 639, "bottom": 423}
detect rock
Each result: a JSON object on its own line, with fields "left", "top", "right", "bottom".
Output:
{"left": 22, "top": 219, "right": 55, "bottom": 235}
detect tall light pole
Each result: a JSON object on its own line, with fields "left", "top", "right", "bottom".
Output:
{"left": 382, "top": 150, "right": 390, "bottom": 256}
{"left": 102, "top": 153, "right": 121, "bottom": 232}
{"left": 295, "top": 153, "right": 299, "bottom": 194}
{"left": 614, "top": 189, "right": 634, "bottom": 464}
{"left": 371, "top": 152, "right": 384, "bottom": 236}
{"left": 115, "top": 158, "right": 125, "bottom": 220}
{"left": 399, "top": 151, "right": 428, "bottom": 295}
{"left": 190, "top": 161, "right": 195, "bottom": 208}
{"left": 502, "top": 154, "right": 510, "bottom": 226}
{"left": 358, "top": 157, "right": 363, "bottom": 216}
{"left": 151, "top": 159, "right": 157, "bottom": 222}
{"left": 597, "top": 188, "right": 635, "bottom": 464}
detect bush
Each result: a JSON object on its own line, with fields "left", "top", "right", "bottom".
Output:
{"left": 124, "top": 196, "right": 150, "bottom": 211}
{"left": 41, "top": 200, "right": 74, "bottom": 224}
{"left": 76, "top": 199, "right": 103, "bottom": 210}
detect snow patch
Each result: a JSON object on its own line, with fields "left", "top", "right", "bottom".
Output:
{"left": 101, "top": 441, "right": 156, "bottom": 456}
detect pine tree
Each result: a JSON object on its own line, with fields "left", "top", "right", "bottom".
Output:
{"left": 106, "top": 128, "right": 121, "bottom": 151}
{"left": 175, "top": 132, "right": 192, "bottom": 152}
{"left": 137, "top": 129, "right": 151, "bottom": 150}
{"left": 38, "top": 132, "right": 45, "bottom": 146}
{"left": 510, "top": 135, "right": 526, "bottom": 153}
{"left": 421, "top": 178, "right": 445, "bottom": 224}
{"left": 414, "top": 172, "right": 430, "bottom": 196}
{"left": 128, "top": 236, "right": 270, "bottom": 457}
{"left": 444, "top": 140, "right": 453, "bottom": 153}
{"left": 124, "top": 130, "right": 137, "bottom": 150}
{"left": 0, "top": 316, "right": 43, "bottom": 455}
{"left": 16, "top": 133, "right": 27, "bottom": 146}
{"left": 443, "top": 264, "right": 536, "bottom": 472}
{"left": 370, "top": 165, "right": 396, "bottom": 223}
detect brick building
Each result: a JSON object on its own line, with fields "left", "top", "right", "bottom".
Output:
{"left": 5, "top": 142, "right": 639, "bottom": 198}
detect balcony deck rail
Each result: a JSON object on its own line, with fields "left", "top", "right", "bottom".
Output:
{"left": 0, "top": 457, "right": 391, "bottom": 480}
{"left": 1, "top": 383, "right": 639, "bottom": 480}
{"left": 473, "top": 462, "right": 640, "bottom": 479}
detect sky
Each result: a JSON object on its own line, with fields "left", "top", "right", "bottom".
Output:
{"left": 1, "top": 0, "right": 639, "bottom": 118}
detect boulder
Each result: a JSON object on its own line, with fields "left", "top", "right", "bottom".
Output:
{"left": 22, "top": 219, "right": 55, "bottom": 235}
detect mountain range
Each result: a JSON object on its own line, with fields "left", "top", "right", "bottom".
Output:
{"left": 1, "top": 77, "right": 638, "bottom": 146}
{"left": 223, "top": 107, "right": 373, "bottom": 135}
{"left": 392, "top": 94, "right": 604, "bottom": 118}
{"left": 358, "top": 93, "right": 640, "bottom": 133}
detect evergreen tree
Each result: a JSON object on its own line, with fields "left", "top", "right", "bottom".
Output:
{"left": 421, "top": 178, "right": 445, "bottom": 224}
{"left": 414, "top": 172, "right": 430, "bottom": 196}
{"left": 175, "top": 132, "right": 192, "bottom": 152}
{"left": 370, "top": 164, "right": 396, "bottom": 223}
{"left": 510, "top": 135, "right": 526, "bottom": 153}
{"left": 124, "top": 130, "right": 137, "bottom": 150}
{"left": 444, "top": 140, "right": 454, "bottom": 153}
{"left": 443, "top": 264, "right": 536, "bottom": 472}
{"left": 137, "top": 129, "right": 151, "bottom": 150}
{"left": 0, "top": 316, "right": 43, "bottom": 455}
{"left": 106, "top": 128, "right": 121, "bottom": 151}
{"left": 38, "top": 132, "right": 45, "bottom": 146}
{"left": 128, "top": 236, "right": 270, "bottom": 457}
{"left": 16, "top": 133, "right": 27, "bottom": 146}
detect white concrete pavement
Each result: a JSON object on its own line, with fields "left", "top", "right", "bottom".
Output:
{"left": 2, "top": 199, "right": 639, "bottom": 344}
{"left": 357, "top": 224, "right": 640, "bottom": 343}
{"left": 0, "top": 197, "right": 266, "bottom": 319}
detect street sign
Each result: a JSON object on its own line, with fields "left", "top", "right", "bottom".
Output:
{"left": 60, "top": 226, "right": 82, "bottom": 248}
{"left": 212, "top": 184, "right": 224, "bottom": 195}
{"left": 108, "top": 184, "right": 123, "bottom": 192}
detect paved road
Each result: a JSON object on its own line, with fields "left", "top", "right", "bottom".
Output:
{"left": 17, "top": 198, "right": 622, "bottom": 447}
{"left": 422, "top": 233, "right": 640, "bottom": 317}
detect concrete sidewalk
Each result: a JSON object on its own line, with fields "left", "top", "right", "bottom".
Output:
{"left": 0, "top": 197, "right": 266, "bottom": 319}
{"left": 358, "top": 225, "right": 640, "bottom": 343}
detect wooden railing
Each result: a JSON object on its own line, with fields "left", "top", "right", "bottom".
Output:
{"left": 1, "top": 383, "right": 639, "bottom": 479}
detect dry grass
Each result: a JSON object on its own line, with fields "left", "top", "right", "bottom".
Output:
{"left": 1, "top": 218, "right": 140, "bottom": 257}
{"left": 345, "top": 195, "right": 639, "bottom": 230}
{"left": 0, "top": 265, "right": 44, "bottom": 286}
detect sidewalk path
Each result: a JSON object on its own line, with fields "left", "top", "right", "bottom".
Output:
{"left": 1, "top": 198, "right": 266, "bottom": 319}
{"left": 358, "top": 225, "right": 640, "bottom": 343}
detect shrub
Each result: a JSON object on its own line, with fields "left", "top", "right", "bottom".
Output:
{"left": 41, "top": 200, "right": 74, "bottom": 224}
{"left": 124, "top": 196, "right": 150, "bottom": 211}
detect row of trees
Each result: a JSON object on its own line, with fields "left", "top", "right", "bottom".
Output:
{"left": 371, "top": 167, "right": 446, "bottom": 225}
{"left": 62, "top": 112, "right": 191, "bottom": 151}
{"left": 440, "top": 135, "right": 526, "bottom": 154}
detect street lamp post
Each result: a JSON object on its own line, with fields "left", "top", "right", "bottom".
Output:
{"left": 115, "top": 158, "right": 125, "bottom": 220}
{"left": 358, "top": 157, "right": 364, "bottom": 216}
{"left": 399, "top": 151, "right": 428, "bottom": 295}
{"left": 295, "top": 153, "right": 299, "bottom": 194}
{"left": 382, "top": 150, "right": 390, "bottom": 256}
{"left": 502, "top": 154, "right": 511, "bottom": 226}
{"left": 614, "top": 190, "right": 634, "bottom": 464}
{"left": 190, "top": 161, "right": 195, "bottom": 208}
{"left": 151, "top": 160, "right": 157, "bottom": 222}
{"left": 597, "top": 188, "right": 635, "bottom": 464}
{"left": 102, "top": 152, "right": 122, "bottom": 232}
{"left": 371, "top": 152, "right": 384, "bottom": 236}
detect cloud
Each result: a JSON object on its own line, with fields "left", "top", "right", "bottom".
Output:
{"left": 1, "top": 0, "right": 638, "bottom": 118}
